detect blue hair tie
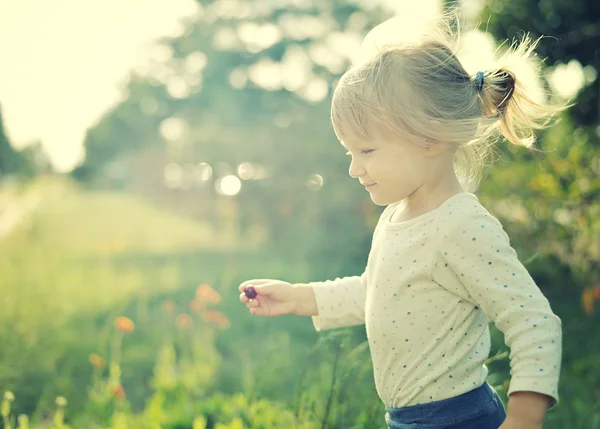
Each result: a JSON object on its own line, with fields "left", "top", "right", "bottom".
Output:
{"left": 474, "top": 71, "right": 485, "bottom": 93}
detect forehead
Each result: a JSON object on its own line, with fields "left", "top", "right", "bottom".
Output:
{"left": 338, "top": 120, "right": 398, "bottom": 148}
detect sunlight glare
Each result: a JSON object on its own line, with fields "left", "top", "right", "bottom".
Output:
{"left": 308, "top": 43, "right": 346, "bottom": 74}
{"left": 247, "top": 59, "right": 283, "bottom": 91}
{"left": 455, "top": 30, "right": 497, "bottom": 75}
{"left": 237, "top": 162, "right": 256, "bottom": 180}
{"left": 216, "top": 175, "right": 242, "bottom": 196}
{"left": 299, "top": 78, "right": 329, "bottom": 104}
{"left": 229, "top": 68, "right": 248, "bottom": 88}
{"left": 547, "top": 60, "right": 587, "bottom": 99}
{"left": 184, "top": 51, "right": 208, "bottom": 74}
{"left": 195, "top": 163, "right": 213, "bottom": 182}
{"left": 159, "top": 117, "right": 189, "bottom": 141}
{"left": 213, "top": 26, "right": 240, "bottom": 50}
{"left": 166, "top": 77, "right": 191, "bottom": 99}
{"left": 164, "top": 162, "right": 183, "bottom": 189}
{"left": 356, "top": 0, "right": 442, "bottom": 64}
{"left": 237, "top": 22, "right": 283, "bottom": 52}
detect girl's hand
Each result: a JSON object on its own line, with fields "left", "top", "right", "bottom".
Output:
{"left": 238, "top": 279, "right": 301, "bottom": 317}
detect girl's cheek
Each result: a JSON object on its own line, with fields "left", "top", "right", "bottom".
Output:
{"left": 366, "top": 158, "right": 380, "bottom": 169}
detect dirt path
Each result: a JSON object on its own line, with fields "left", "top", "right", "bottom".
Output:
{"left": 0, "top": 185, "right": 42, "bottom": 241}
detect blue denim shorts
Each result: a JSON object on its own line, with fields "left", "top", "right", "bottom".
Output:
{"left": 385, "top": 382, "right": 506, "bottom": 429}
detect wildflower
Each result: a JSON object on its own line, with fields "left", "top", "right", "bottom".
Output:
{"left": 196, "top": 284, "right": 221, "bottom": 305}
{"left": 162, "top": 300, "right": 176, "bottom": 313}
{"left": 594, "top": 284, "right": 600, "bottom": 300}
{"left": 176, "top": 313, "right": 193, "bottom": 328}
{"left": 55, "top": 397, "right": 67, "bottom": 407}
{"left": 189, "top": 299, "right": 203, "bottom": 312}
{"left": 583, "top": 288, "right": 595, "bottom": 316}
{"left": 2, "top": 391, "right": 14, "bottom": 420}
{"left": 203, "top": 310, "right": 230, "bottom": 329}
{"left": 111, "top": 384, "right": 126, "bottom": 400}
{"left": 89, "top": 353, "right": 106, "bottom": 368}
{"left": 17, "top": 414, "right": 29, "bottom": 428}
{"left": 115, "top": 316, "right": 135, "bottom": 333}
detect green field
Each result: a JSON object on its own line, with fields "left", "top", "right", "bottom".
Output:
{"left": 0, "top": 179, "right": 380, "bottom": 429}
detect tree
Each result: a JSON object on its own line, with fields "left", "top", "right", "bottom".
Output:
{"left": 479, "top": 0, "right": 599, "bottom": 286}
{"left": 0, "top": 103, "right": 23, "bottom": 177}
{"left": 71, "top": 1, "right": 395, "bottom": 254}
{"left": 0, "top": 103, "right": 51, "bottom": 178}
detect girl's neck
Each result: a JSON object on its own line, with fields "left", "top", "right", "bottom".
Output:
{"left": 390, "top": 175, "right": 465, "bottom": 223}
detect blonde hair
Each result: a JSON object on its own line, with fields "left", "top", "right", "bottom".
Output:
{"left": 331, "top": 13, "right": 567, "bottom": 189}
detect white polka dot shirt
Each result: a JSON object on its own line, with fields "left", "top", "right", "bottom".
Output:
{"left": 310, "top": 193, "right": 562, "bottom": 409}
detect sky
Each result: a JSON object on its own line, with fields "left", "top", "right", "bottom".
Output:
{"left": 0, "top": 0, "right": 587, "bottom": 173}
{"left": 0, "top": 0, "right": 198, "bottom": 172}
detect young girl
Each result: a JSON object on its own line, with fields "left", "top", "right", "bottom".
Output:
{"left": 239, "top": 14, "right": 562, "bottom": 429}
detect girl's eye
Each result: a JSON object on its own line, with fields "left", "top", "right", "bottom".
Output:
{"left": 345, "top": 149, "right": 374, "bottom": 156}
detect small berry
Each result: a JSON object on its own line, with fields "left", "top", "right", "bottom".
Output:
{"left": 245, "top": 286, "right": 257, "bottom": 299}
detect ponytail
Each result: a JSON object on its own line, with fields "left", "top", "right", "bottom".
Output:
{"left": 477, "top": 36, "right": 567, "bottom": 148}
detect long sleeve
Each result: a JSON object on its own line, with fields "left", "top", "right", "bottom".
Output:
{"left": 432, "top": 207, "right": 562, "bottom": 408}
{"left": 310, "top": 273, "right": 367, "bottom": 331}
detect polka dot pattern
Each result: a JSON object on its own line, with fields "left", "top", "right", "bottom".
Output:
{"left": 311, "top": 193, "right": 562, "bottom": 409}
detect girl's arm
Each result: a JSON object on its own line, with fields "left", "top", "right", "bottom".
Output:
{"left": 290, "top": 283, "right": 319, "bottom": 316}
{"left": 296, "top": 273, "right": 368, "bottom": 331}
{"left": 505, "top": 391, "right": 551, "bottom": 426}
{"left": 433, "top": 206, "right": 562, "bottom": 411}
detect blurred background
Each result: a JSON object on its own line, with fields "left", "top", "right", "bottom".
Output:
{"left": 0, "top": 0, "right": 598, "bottom": 428}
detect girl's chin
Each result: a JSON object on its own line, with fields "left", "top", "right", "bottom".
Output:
{"left": 368, "top": 193, "right": 390, "bottom": 206}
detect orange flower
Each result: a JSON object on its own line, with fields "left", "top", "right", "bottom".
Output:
{"left": 89, "top": 353, "right": 106, "bottom": 368}
{"left": 583, "top": 288, "right": 595, "bottom": 317}
{"left": 115, "top": 316, "right": 135, "bottom": 333}
{"left": 593, "top": 284, "right": 600, "bottom": 300}
{"left": 203, "top": 309, "right": 230, "bottom": 329}
{"left": 111, "top": 384, "right": 126, "bottom": 400}
{"left": 189, "top": 299, "right": 203, "bottom": 312}
{"left": 196, "top": 284, "right": 221, "bottom": 305}
{"left": 162, "top": 300, "right": 176, "bottom": 313}
{"left": 217, "top": 318, "right": 230, "bottom": 329}
{"left": 176, "top": 313, "right": 193, "bottom": 328}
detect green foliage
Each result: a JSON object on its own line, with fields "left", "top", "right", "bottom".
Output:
{"left": 0, "top": 104, "right": 23, "bottom": 177}
{"left": 0, "top": 104, "right": 53, "bottom": 178}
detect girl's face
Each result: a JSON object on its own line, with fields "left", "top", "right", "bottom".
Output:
{"left": 342, "top": 136, "right": 436, "bottom": 206}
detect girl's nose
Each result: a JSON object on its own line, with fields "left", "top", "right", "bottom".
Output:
{"left": 348, "top": 157, "right": 366, "bottom": 178}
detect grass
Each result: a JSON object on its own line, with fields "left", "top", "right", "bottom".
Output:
{"left": 0, "top": 177, "right": 335, "bottom": 424}
{"left": 6, "top": 185, "right": 228, "bottom": 256}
